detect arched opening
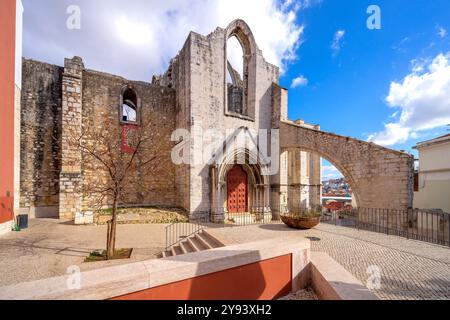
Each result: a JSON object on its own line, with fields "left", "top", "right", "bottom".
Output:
{"left": 120, "top": 86, "right": 139, "bottom": 124}
{"left": 226, "top": 35, "right": 246, "bottom": 115}
{"left": 210, "top": 141, "right": 272, "bottom": 222}
{"left": 224, "top": 20, "right": 258, "bottom": 120}
{"left": 278, "top": 148, "right": 359, "bottom": 216}
{"left": 321, "top": 159, "right": 355, "bottom": 212}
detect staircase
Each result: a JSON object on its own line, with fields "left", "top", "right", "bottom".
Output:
{"left": 159, "top": 230, "right": 223, "bottom": 258}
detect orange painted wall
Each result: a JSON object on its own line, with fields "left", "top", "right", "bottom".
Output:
{"left": 113, "top": 254, "right": 292, "bottom": 300}
{"left": 0, "top": 0, "right": 16, "bottom": 224}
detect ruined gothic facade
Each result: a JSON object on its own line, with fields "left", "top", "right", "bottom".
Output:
{"left": 19, "top": 20, "right": 414, "bottom": 220}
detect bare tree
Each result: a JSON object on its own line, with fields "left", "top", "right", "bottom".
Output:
{"left": 69, "top": 115, "right": 170, "bottom": 259}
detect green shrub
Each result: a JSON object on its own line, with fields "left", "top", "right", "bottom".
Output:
{"left": 300, "top": 209, "right": 322, "bottom": 218}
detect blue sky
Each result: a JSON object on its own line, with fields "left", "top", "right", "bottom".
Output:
{"left": 278, "top": 0, "right": 450, "bottom": 179}
{"left": 282, "top": 0, "right": 449, "bottom": 150}
{"left": 22, "top": 0, "right": 450, "bottom": 180}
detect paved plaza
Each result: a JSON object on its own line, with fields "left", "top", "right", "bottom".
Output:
{"left": 0, "top": 219, "right": 449, "bottom": 300}
{"left": 207, "top": 223, "right": 450, "bottom": 300}
{"left": 0, "top": 219, "right": 166, "bottom": 287}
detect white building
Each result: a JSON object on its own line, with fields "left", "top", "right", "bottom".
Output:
{"left": 413, "top": 134, "right": 450, "bottom": 213}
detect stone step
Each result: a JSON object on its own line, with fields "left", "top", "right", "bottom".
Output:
{"left": 183, "top": 239, "right": 197, "bottom": 253}
{"left": 159, "top": 230, "right": 223, "bottom": 259}
{"left": 174, "top": 245, "right": 183, "bottom": 255}
{"left": 187, "top": 236, "right": 202, "bottom": 252}
{"left": 179, "top": 240, "right": 196, "bottom": 254}
{"left": 195, "top": 232, "right": 213, "bottom": 249}
{"left": 195, "top": 231, "right": 222, "bottom": 250}
{"left": 179, "top": 241, "right": 188, "bottom": 254}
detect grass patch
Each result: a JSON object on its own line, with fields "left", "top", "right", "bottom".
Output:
{"left": 84, "top": 248, "right": 133, "bottom": 262}
{"left": 300, "top": 209, "right": 322, "bottom": 218}
{"left": 94, "top": 206, "right": 189, "bottom": 224}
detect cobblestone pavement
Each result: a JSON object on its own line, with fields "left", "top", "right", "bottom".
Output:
{"left": 279, "top": 287, "right": 318, "bottom": 300}
{"left": 207, "top": 223, "right": 450, "bottom": 300}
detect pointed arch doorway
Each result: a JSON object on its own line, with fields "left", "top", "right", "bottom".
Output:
{"left": 227, "top": 165, "right": 248, "bottom": 213}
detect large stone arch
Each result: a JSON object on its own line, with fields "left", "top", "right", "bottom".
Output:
{"left": 279, "top": 121, "right": 414, "bottom": 210}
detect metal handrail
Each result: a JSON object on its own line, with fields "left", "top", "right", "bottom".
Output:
{"left": 165, "top": 220, "right": 206, "bottom": 251}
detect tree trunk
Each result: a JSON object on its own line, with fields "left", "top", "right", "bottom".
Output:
{"left": 106, "top": 195, "right": 119, "bottom": 259}
{"left": 106, "top": 220, "right": 111, "bottom": 258}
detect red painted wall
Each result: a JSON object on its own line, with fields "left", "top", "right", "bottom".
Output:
{"left": 0, "top": 0, "right": 16, "bottom": 224}
{"left": 112, "top": 255, "right": 292, "bottom": 300}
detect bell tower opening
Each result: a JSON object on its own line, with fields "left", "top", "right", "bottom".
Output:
{"left": 226, "top": 35, "right": 246, "bottom": 115}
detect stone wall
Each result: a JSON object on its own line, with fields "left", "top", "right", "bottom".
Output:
{"left": 59, "top": 57, "right": 83, "bottom": 219}
{"left": 20, "top": 59, "right": 63, "bottom": 217}
{"left": 81, "top": 67, "right": 177, "bottom": 212}
{"left": 20, "top": 57, "right": 178, "bottom": 218}
{"left": 184, "top": 22, "right": 279, "bottom": 218}
{"left": 156, "top": 35, "right": 192, "bottom": 211}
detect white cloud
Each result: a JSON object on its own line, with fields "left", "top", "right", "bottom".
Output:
{"left": 368, "top": 52, "right": 450, "bottom": 146}
{"left": 115, "top": 16, "right": 153, "bottom": 47}
{"left": 331, "top": 30, "right": 345, "bottom": 56}
{"left": 367, "top": 123, "right": 410, "bottom": 146}
{"left": 291, "top": 75, "right": 308, "bottom": 88}
{"left": 322, "top": 165, "right": 343, "bottom": 180}
{"left": 23, "top": 0, "right": 309, "bottom": 80}
{"left": 437, "top": 26, "right": 447, "bottom": 38}
{"left": 213, "top": 0, "right": 305, "bottom": 72}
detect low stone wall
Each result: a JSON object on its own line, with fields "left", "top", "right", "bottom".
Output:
{"left": 0, "top": 236, "right": 309, "bottom": 300}
{"left": 310, "top": 252, "right": 378, "bottom": 300}
{"left": 114, "top": 254, "right": 293, "bottom": 300}
{"left": 0, "top": 236, "right": 377, "bottom": 300}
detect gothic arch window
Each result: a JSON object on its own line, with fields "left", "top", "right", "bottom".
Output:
{"left": 226, "top": 35, "right": 246, "bottom": 115}
{"left": 224, "top": 20, "right": 257, "bottom": 120}
{"left": 119, "top": 86, "right": 140, "bottom": 124}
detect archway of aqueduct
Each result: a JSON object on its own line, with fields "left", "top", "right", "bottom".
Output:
{"left": 278, "top": 121, "right": 415, "bottom": 210}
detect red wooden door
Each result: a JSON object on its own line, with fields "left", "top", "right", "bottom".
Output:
{"left": 227, "top": 165, "right": 248, "bottom": 213}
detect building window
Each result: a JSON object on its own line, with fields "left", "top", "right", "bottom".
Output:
{"left": 120, "top": 86, "right": 140, "bottom": 124}
{"left": 224, "top": 20, "right": 257, "bottom": 121}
